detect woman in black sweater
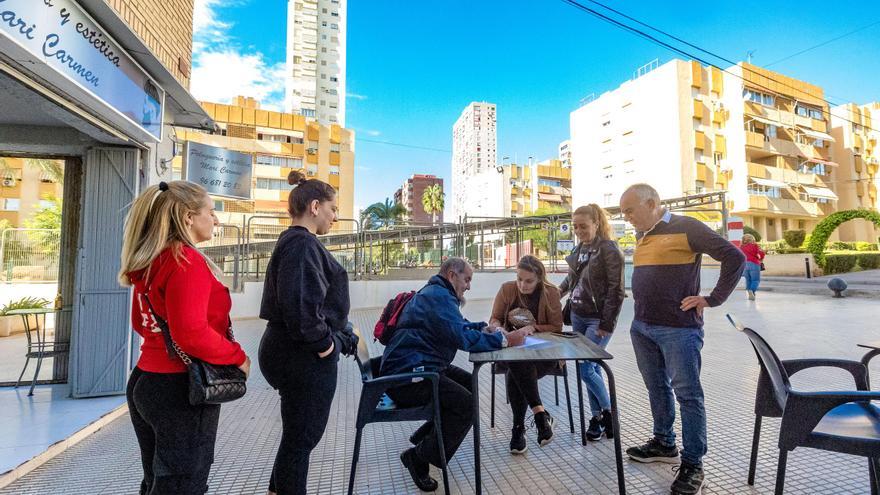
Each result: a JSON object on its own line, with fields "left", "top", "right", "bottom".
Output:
{"left": 259, "top": 171, "right": 357, "bottom": 495}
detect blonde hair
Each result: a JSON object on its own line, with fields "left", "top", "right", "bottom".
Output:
{"left": 742, "top": 234, "right": 755, "bottom": 244}
{"left": 573, "top": 203, "right": 612, "bottom": 240}
{"left": 118, "top": 181, "right": 215, "bottom": 286}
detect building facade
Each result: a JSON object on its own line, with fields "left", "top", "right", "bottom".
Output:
{"left": 451, "top": 102, "right": 498, "bottom": 220}
{"left": 174, "top": 96, "right": 355, "bottom": 226}
{"left": 558, "top": 140, "right": 572, "bottom": 167}
{"left": 0, "top": 158, "right": 64, "bottom": 227}
{"left": 570, "top": 59, "right": 841, "bottom": 241}
{"left": 394, "top": 174, "right": 444, "bottom": 225}
{"left": 830, "top": 102, "right": 880, "bottom": 241}
{"left": 503, "top": 159, "right": 572, "bottom": 217}
{"left": 285, "top": 0, "right": 347, "bottom": 125}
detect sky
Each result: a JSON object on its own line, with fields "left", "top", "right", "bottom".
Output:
{"left": 190, "top": 0, "right": 880, "bottom": 213}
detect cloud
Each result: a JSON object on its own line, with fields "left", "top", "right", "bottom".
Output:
{"left": 355, "top": 165, "right": 372, "bottom": 172}
{"left": 364, "top": 129, "right": 382, "bottom": 137}
{"left": 347, "top": 93, "right": 368, "bottom": 100}
{"left": 190, "top": 0, "right": 286, "bottom": 110}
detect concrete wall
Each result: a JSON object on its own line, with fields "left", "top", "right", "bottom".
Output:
{"left": 761, "top": 253, "right": 821, "bottom": 277}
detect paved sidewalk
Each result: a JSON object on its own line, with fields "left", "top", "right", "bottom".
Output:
{"left": 761, "top": 269, "right": 880, "bottom": 298}
{"left": 2, "top": 291, "right": 877, "bottom": 494}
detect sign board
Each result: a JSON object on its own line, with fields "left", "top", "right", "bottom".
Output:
{"left": 184, "top": 142, "right": 253, "bottom": 200}
{"left": 556, "top": 239, "right": 576, "bottom": 253}
{"left": 0, "top": 0, "right": 165, "bottom": 140}
{"left": 558, "top": 223, "right": 571, "bottom": 235}
{"left": 727, "top": 216, "right": 744, "bottom": 247}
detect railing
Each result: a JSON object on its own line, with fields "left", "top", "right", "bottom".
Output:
{"left": 0, "top": 228, "right": 61, "bottom": 283}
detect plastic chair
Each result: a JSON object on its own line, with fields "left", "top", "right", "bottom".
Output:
{"left": 13, "top": 309, "right": 69, "bottom": 396}
{"left": 727, "top": 314, "right": 880, "bottom": 495}
{"left": 490, "top": 361, "right": 575, "bottom": 434}
{"left": 347, "top": 328, "right": 449, "bottom": 495}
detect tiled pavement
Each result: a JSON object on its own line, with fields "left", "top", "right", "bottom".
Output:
{"left": 3, "top": 289, "right": 878, "bottom": 494}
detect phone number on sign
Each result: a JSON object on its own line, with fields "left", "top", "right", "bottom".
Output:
{"left": 199, "top": 178, "right": 240, "bottom": 190}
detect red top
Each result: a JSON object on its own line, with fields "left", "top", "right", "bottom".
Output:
{"left": 740, "top": 243, "right": 765, "bottom": 265}
{"left": 129, "top": 245, "right": 247, "bottom": 373}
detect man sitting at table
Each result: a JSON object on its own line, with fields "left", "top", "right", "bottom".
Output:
{"left": 380, "top": 257, "right": 531, "bottom": 492}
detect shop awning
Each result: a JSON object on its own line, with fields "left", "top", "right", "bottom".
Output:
{"left": 796, "top": 126, "right": 836, "bottom": 142}
{"left": 802, "top": 157, "right": 839, "bottom": 167}
{"left": 749, "top": 177, "right": 788, "bottom": 188}
{"left": 538, "top": 193, "right": 563, "bottom": 202}
{"left": 801, "top": 185, "right": 838, "bottom": 200}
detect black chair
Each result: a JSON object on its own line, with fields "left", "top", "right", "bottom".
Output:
{"left": 348, "top": 328, "right": 450, "bottom": 495}
{"left": 490, "top": 361, "right": 576, "bottom": 434}
{"left": 727, "top": 314, "right": 880, "bottom": 495}
{"left": 14, "top": 309, "right": 69, "bottom": 396}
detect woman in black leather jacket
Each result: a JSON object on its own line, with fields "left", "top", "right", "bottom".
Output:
{"left": 559, "top": 204, "right": 625, "bottom": 442}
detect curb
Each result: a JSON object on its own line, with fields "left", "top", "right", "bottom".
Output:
{"left": 0, "top": 403, "right": 129, "bottom": 489}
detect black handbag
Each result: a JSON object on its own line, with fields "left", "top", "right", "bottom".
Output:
{"left": 143, "top": 293, "right": 247, "bottom": 406}
{"left": 760, "top": 262, "right": 766, "bottom": 271}
{"left": 563, "top": 246, "right": 590, "bottom": 326}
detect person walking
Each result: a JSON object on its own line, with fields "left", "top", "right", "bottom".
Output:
{"left": 558, "top": 204, "right": 625, "bottom": 442}
{"left": 259, "top": 171, "right": 358, "bottom": 495}
{"left": 739, "top": 234, "right": 765, "bottom": 300}
{"left": 119, "top": 180, "right": 251, "bottom": 494}
{"left": 619, "top": 183, "right": 744, "bottom": 495}
{"left": 488, "top": 255, "right": 563, "bottom": 454}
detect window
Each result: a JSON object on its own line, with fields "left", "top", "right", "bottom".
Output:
{"left": 744, "top": 89, "right": 774, "bottom": 107}
{"left": 322, "top": 21, "right": 327, "bottom": 27}
{"left": 767, "top": 218, "right": 775, "bottom": 226}
{"left": 256, "top": 155, "right": 304, "bottom": 168}
{"left": 765, "top": 125, "right": 777, "bottom": 139}
{"left": 2, "top": 198, "right": 21, "bottom": 211}
{"left": 695, "top": 180, "right": 705, "bottom": 193}
{"left": 213, "top": 200, "right": 224, "bottom": 211}
{"left": 795, "top": 104, "right": 823, "bottom": 120}
{"left": 713, "top": 152, "right": 723, "bottom": 167}
{"left": 256, "top": 178, "right": 288, "bottom": 191}
{"left": 330, "top": 76, "right": 338, "bottom": 82}
{"left": 747, "top": 183, "right": 781, "bottom": 198}
{"left": 798, "top": 220, "right": 806, "bottom": 229}
{"left": 307, "top": 165, "right": 318, "bottom": 176}
{"left": 329, "top": 166, "right": 340, "bottom": 175}
{"left": 798, "top": 163, "right": 826, "bottom": 176}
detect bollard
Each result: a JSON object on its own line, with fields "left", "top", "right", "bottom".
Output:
{"left": 805, "top": 257, "right": 811, "bottom": 279}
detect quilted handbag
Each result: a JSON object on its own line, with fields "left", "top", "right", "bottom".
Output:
{"left": 143, "top": 294, "right": 247, "bottom": 406}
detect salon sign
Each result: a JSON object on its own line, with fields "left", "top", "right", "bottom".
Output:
{"left": 184, "top": 142, "right": 253, "bottom": 200}
{"left": 0, "top": 0, "right": 164, "bottom": 140}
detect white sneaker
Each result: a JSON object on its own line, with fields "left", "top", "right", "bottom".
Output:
{"left": 747, "top": 290, "right": 755, "bottom": 300}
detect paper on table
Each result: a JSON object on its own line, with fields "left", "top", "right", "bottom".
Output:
{"left": 520, "top": 336, "right": 548, "bottom": 348}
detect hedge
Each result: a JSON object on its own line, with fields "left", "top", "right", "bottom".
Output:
{"left": 823, "top": 254, "right": 858, "bottom": 274}
{"left": 858, "top": 253, "right": 880, "bottom": 270}
{"left": 783, "top": 229, "right": 806, "bottom": 248}
{"left": 807, "top": 209, "right": 880, "bottom": 267}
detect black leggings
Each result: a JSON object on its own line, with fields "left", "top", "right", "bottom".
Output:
{"left": 506, "top": 361, "right": 559, "bottom": 426}
{"left": 260, "top": 331, "right": 339, "bottom": 495}
{"left": 127, "top": 367, "right": 221, "bottom": 495}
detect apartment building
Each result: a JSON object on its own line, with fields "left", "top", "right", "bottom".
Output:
{"left": 503, "top": 159, "right": 572, "bottom": 217}
{"left": 0, "top": 158, "right": 63, "bottom": 227}
{"left": 830, "top": 102, "right": 880, "bottom": 241}
{"left": 174, "top": 96, "right": 354, "bottom": 225}
{"left": 451, "top": 102, "right": 499, "bottom": 220}
{"left": 558, "top": 140, "right": 572, "bottom": 168}
{"left": 570, "top": 59, "right": 840, "bottom": 241}
{"left": 285, "top": 0, "right": 347, "bottom": 125}
{"left": 393, "top": 174, "right": 444, "bottom": 225}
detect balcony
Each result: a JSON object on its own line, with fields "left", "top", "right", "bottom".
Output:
{"left": 855, "top": 156, "right": 864, "bottom": 174}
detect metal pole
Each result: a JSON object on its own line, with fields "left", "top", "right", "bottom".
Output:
{"left": 805, "top": 257, "right": 812, "bottom": 279}
{"left": 721, "top": 191, "right": 730, "bottom": 239}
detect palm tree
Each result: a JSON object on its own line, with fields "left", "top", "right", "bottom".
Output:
{"left": 26, "top": 159, "right": 64, "bottom": 184}
{"left": 362, "top": 197, "right": 406, "bottom": 230}
{"left": 421, "top": 184, "right": 445, "bottom": 225}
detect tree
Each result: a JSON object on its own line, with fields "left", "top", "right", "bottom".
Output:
{"left": 25, "top": 159, "right": 64, "bottom": 184}
{"left": 362, "top": 197, "right": 406, "bottom": 230}
{"left": 421, "top": 184, "right": 445, "bottom": 225}
{"left": 23, "top": 195, "right": 62, "bottom": 253}
{"left": 506, "top": 205, "right": 569, "bottom": 254}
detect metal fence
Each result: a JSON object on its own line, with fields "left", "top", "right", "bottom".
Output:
{"left": 0, "top": 228, "right": 61, "bottom": 283}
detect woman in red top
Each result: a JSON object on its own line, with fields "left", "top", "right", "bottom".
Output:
{"left": 739, "top": 233, "right": 765, "bottom": 300}
{"left": 119, "top": 181, "right": 250, "bottom": 494}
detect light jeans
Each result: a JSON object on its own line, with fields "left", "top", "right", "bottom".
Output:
{"left": 571, "top": 312, "right": 611, "bottom": 417}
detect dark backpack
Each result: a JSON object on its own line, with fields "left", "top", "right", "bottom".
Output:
{"left": 374, "top": 291, "right": 416, "bottom": 344}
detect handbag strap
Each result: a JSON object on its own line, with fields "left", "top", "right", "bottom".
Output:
{"left": 142, "top": 291, "right": 192, "bottom": 366}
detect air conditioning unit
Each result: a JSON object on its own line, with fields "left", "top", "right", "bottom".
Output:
{"left": 2, "top": 179, "right": 15, "bottom": 187}
{"left": 307, "top": 148, "right": 317, "bottom": 155}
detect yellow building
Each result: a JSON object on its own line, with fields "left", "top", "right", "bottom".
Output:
{"left": 830, "top": 102, "right": 880, "bottom": 241}
{"left": 0, "top": 158, "right": 64, "bottom": 227}
{"left": 505, "top": 159, "right": 572, "bottom": 216}
{"left": 173, "top": 96, "right": 355, "bottom": 227}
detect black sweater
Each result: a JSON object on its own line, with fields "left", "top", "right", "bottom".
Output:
{"left": 260, "top": 226, "right": 350, "bottom": 353}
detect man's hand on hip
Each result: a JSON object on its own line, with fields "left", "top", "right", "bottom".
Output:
{"left": 680, "top": 296, "right": 710, "bottom": 317}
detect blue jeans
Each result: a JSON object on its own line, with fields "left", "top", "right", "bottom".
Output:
{"left": 571, "top": 313, "right": 611, "bottom": 417}
{"left": 743, "top": 261, "right": 761, "bottom": 292}
{"left": 630, "top": 319, "right": 706, "bottom": 466}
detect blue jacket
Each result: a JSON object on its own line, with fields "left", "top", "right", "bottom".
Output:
{"left": 379, "top": 275, "right": 503, "bottom": 376}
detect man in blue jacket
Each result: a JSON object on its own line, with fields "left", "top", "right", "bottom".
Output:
{"left": 381, "top": 257, "right": 530, "bottom": 492}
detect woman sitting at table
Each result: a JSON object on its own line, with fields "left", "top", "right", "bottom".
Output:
{"left": 488, "top": 255, "right": 563, "bottom": 454}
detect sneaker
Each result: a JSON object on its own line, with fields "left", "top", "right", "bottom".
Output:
{"left": 626, "top": 438, "right": 680, "bottom": 464}
{"left": 400, "top": 448, "right": 438, "bottom": 492}
{"left": 585, "top": 415, "right": 604, "bottom": 441}
{"left": 534, "top": 411, "right": 554, "bottom": 447}
{"left": 747, "top": 290, "right": 755, "bottom": 300}
{"left": 671, "top": 462, "right": 705, "bottom": 494}
{"left": 600, "top": 409, "right": 615, "bottom": 439}
{"left": 509, "top": 424, "right": 527, "bottom": 454}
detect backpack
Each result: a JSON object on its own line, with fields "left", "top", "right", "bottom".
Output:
{"left": 374, "top": 290, "right": 416, "bottom": 344}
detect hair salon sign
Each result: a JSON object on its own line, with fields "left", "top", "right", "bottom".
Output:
{"left": 0, "top": 0, "right": 164, "bottom": 140}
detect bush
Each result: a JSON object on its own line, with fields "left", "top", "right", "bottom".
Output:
{"left": 823, "top": 254, "right": 858, "bottom": 274}
{"left": 807, "top": 209, "right": 880, "bottom": 266}
{"left": 857, "top": 252, "right": 880, "bottom": 270}
{"left": 777, "top": 248, "right": 808, "bottom": 254}
{"left": 783, "top": 229, "right": 806, "bottom": 248}
{"left": 828, "top": 241, "right": 856, "bottom": 251}
{"left": 743, "top": 225, "right": 761, "bottom": 242}
{"left": 856, "top": 242, "right": 879, "bottom": 252}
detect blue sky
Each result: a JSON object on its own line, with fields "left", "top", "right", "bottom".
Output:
{"left": 191, "top": 0, "right": 880, "bottom": 212}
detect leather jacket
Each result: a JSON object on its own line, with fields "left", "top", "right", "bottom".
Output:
{"left": 559, "top": 237, "right": 625, "bottom": 333}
